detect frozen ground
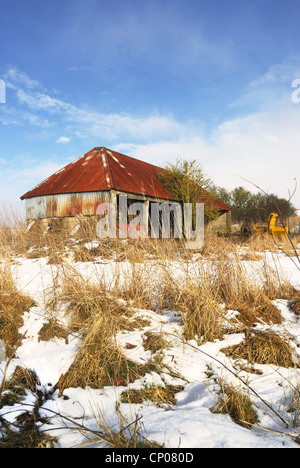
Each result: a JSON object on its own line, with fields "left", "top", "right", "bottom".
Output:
{"left": 1, "top": 247, "right": 300, "bottom": 448}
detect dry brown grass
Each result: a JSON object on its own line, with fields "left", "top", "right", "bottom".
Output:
{"left": 49, "top": 265, "right": 133, "bottom": 332}
{"left": 287, "top": 382, "right": 300, "bottom": 428}
{"left": 199, "top": 232, "right": 237, "bottom": 259}
{"left": 210, "top": 380, "right": 258, "bottom": 429}
{"left": 0, "top": 419, "right": 55, "bottom": 448}
{"left": 24, "top": 231, "right": 68, "bottom": 263}
{"left": 57, "top": 313, "right": 129, "bottom": 392}
{"left": 143, "top": 331, "right": 170, "bottom": 354}
{"left": 0, "top": 206, "right": 70, "bottom": 264}
{"left": 1, "top": 209, "right": 299, "bottom": 397}
{"left": 76, "top": 405, "right": 163, "bottom": 448}
{"left": 50, "top": 265, "right": 161, "bottom": 394}
{"left": 0, "top": 206, "right": 27, "bottom": 254}
{"left": 157, "top": 254, "right": 286, "bottom": 343}
{"left": 212, "top": 259, "right": 283, "bottom": 326}
{"left": 0, "top": 366, "right": 55, "bottom": 448}
{"left": 243, "top": 231, "right": 300, "bottom": 261}
{"left": 239, "top": 251, "right": 262, "bottom": 261}
{"left": 121, "top": 384, "right": 184, "bottom": 408}
{"left": 116, "top": 238, "right": 186, "bottom": 262}
{"left": 38, "top": 316, "right": 69, "bottom": 343}
{"left": 0, "top": 259, "right": 35, "bottom": 352}
{"left": 0, "top": 366, "right": 40, "bottom": 409}
{"left": 114, "top": 263, "right": 158, "bottom": 310}
{"left": 2, "top": 209, "right": 300, "bottom": 446}
{"left": 5, "top": 365, "right": 41, "bottom": 394}
{"left": 72, "top": 246, "right": 95, "bottom": 263}
{"left": 70, "top": 237, "right": 185, "bottom": 264}
{"left": 72, "top": 216, "right": 99, "bottom": 241}
{"left": 111, "top": 240, "right": 293, "bottom": 343}
{"left": 176, "top": 276, "right": 225, "bottom": 344}
{"left": 290, "top": 299, "right": 300, "bottom": 316}
{"left": 56, "top": 310, "right": 160, "bottom": 393}
{"left": 259, "top": 258, "right": 300, "bottom": 302}
{"left": 221, "top": 329, "right": 297, "bottom": 368}
{"left": 245, "top": 233, "right": 280, "bottom": 253}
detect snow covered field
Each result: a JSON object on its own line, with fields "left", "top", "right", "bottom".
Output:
{"left": 1, "top": 243, "right": 300, "bottom": 449}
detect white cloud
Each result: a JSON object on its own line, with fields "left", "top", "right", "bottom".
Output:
{"left": 3, "top": 68, "right": 195, "bottom": 143}
{"left": 249, "top": 60, "right": 300, "bottom": 87}
{"left": 8, "top": 161, "right": 64, "bottom": 185}
{"left": 231, "top": 58, "right": 300, "bottom": 111}
{"left": 16, "top": 89, "right": 72, "bottom": 113}
{"left": 67, "top": 66, "right": 91, "bottom": 72}
{"left": 117, "top": 105, "right": 300, "bottom": 209}
{"left": 56, "top": 136, "right": 71, "bottom": 144}
{"left": 5, "top": 67, "right": 41, "bottom": 90}
{"left": 13, "top": 85, "right": 186, "bottom": 141}
{"left": 0, "top": 160, "right": 66, "bottom": 213}
{"left": 0, "top": 106, "right": 52, "bottom": 128}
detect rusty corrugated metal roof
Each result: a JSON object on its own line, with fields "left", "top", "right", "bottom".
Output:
{"left": 20, "top": 147, "right": 230, "bottom": 211}
{"left": 20, "top": 147, "right": 171, "bottom": 200}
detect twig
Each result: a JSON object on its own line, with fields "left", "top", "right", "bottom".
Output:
{"left": 0, "top": 349, "right": 16, "bottom": 399}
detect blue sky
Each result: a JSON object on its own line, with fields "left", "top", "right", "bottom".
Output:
{"left": 1, "top": 0, "right": 300, "bottom": 212}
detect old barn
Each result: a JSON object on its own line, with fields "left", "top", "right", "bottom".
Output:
{"left": 20, "top": 147, "right": 231, "bottom": 236}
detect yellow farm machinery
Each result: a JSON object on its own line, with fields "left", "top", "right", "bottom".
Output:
{"left": 253, "top": 212, "right": 288, "bottom": 240}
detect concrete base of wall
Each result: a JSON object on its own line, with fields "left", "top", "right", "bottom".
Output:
{"left": 205, "top": 212, "right": 231, "bottom": 235}
{"left": 27, "top": 216, "right": 81, "bottom": 233}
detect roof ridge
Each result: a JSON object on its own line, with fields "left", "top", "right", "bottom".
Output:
{"left": 97, "top": 147, "right": 112, "bottom": 191}
{"left": 103, "top": 148, "right": 116, "bottom": 190}
{"left": 95, "top": 146, "right": 164, "bottom": 172}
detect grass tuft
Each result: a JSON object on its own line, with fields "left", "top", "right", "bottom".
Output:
{"left": 210, "top": 380, "right": 258, "bottom": 429}
{"left": 221, "top": 329, "right": 297, "bottom": 368}
{"left": 0, "top": 260, "right": 35, "bottom": 352}
{"left": 121, "top": 384, "right": 184, "bottom": 408}
{"left": 38, "top": 317, "right": 69, "bottom": 343}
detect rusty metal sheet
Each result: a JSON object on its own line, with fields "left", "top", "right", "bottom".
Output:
{"left": 25, "top": 192, "right": 110, "bottom": 220}
{"left": 103, "top": 148, "right": 173, "bottom": 200}
{"left": 20, "top": 147, "right": 172, "bottom": 201}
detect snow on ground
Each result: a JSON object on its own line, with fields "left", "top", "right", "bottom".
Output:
{"left": 0, "top": 249, "right": 300, "bottom": 448}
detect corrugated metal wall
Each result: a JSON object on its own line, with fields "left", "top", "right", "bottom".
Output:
{"left": 25, "top": 191, "right": 110, "bottom": 220}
